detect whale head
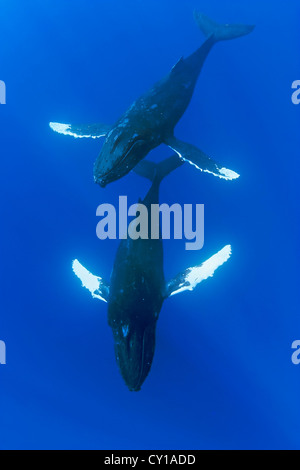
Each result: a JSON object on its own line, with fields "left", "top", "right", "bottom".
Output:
{"left": 110, "top": 320, "right": 157, "bottom": 392}
{"left": 93, "top": 125, "right": 151, "bottom": 187}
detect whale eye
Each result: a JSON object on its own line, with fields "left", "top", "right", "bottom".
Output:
{"left": 126, "top": 135, "right": 141, "bottom": 151}
{"left": 123, "top": 137, "right": 145, "bottom": 160}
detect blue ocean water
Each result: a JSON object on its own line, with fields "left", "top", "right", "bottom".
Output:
{"left": 0, "top": 0, "right": 300, "bottom": 450}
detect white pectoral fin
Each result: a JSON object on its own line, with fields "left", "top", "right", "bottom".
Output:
{"left": 165, "top": 136, "right": 240, "bottom": 181}
{"left": 72, "top": 259, "right": 109, "bottom": 302}
{"left": 49, "top": 122, "right": 111, "bottom": 139}
{"left": 166, "top": 245, "right": 232, "bottom": 297}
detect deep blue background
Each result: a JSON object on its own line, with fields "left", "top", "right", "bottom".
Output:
{"left": 0, "top": 0, "right": 300, "bottom": 450}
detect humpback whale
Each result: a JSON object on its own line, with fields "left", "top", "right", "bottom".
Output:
{"left": 72, "top": 156, "right": 232, "bottom": 391}
{"left": 50, "top": 11, "right": 254, "bottom": 187}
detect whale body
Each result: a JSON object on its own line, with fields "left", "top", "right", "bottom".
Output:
{"left": 72, "top": 156, "right": 232, "bottom": 391}
{"left": 50, "top": 11, "right": 254, "bottom": 187}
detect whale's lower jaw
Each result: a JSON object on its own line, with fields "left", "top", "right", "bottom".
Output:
{"left": 127, "top": 383, "right": 142, "bottom": 392}
{"left": 111, "top": 320, "right": 157, "bottom": 392}
{"left": 95, "top": 178, "right": 107, "bottom": 188}
{"left": 94, "top": 170, "right": 111, "bottom": 188}
{"left": 93, "top": 158, "right": 128, "bottom": 188}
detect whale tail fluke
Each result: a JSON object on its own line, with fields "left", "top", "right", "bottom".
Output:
{"left": 134, "top": 155, "right": 184, "bottom": 184}
{"left": 194, "top": 11, "right": 255, "bottom": 42}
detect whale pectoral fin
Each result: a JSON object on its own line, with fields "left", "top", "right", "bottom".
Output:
{"left": 164, "top": 135, "right": 240, "bottom": 181}
{"left": 49, "top": 122, "right": 111, "bottom": 139}
{"left": 72, "top": 259, "right": 109, "bottom": 303}
{"left": 165, "top": 245, "right": 232, "bottom": 297}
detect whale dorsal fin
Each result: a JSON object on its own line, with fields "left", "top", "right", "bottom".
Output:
{"left": 171, "top": 56, "right": 184, "bottom": 74}
{"left": 49, "top": 122, "right": 111, "bottom": 139}
{"left": 165, "top": 245, "right": 232, "bottom": 297}
{"left": 72, "top": 259, "right": 109, "bottom": 303}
